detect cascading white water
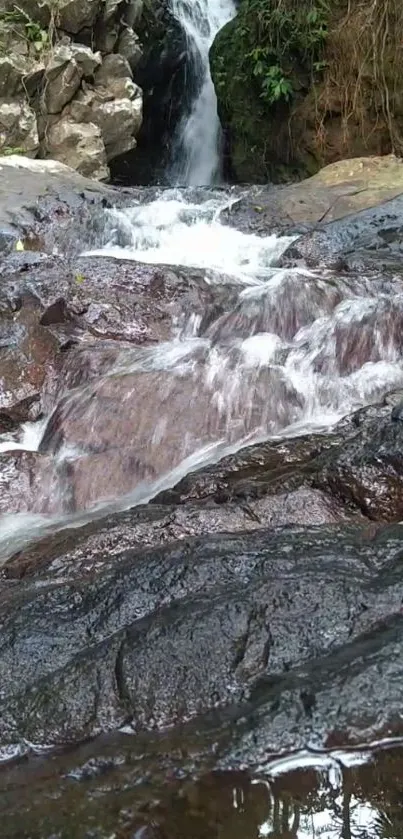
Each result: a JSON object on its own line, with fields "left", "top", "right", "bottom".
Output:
{"left": 2, "top": 188, "right": 403, "bottom": 558}
{"left": 169, "top": 0, "right": 236, "bottom": 185}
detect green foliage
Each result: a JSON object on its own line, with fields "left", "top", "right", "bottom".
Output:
{"left": 248, "top": 48, "right": 293, "bottom": 103}
{"left": 0, "top": 6, "right": 49, "bottom": 53}
{"left": 0, "top": 146, "right": 26, "bottom": 155}
{"left": 227, "top": 0, "right": 330, "bottom": 106}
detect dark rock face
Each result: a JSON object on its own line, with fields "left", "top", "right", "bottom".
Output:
{"left": 280, "top": 194, "right": 403, "bottom": 267}
{"left": 111, "top": 0, "right": 188, "bottom": 185}
{"left": 1, "top": 517, "right": 403, "bottom": 753}
{"left": 210, "top": 0, "right": 403, "bottom": 184}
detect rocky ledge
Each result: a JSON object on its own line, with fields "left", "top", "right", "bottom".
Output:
{"left": 1, "top": 155, "right": 403, "bottom": 835}
{"left": 0, "top": 0, "right": 185, "bottom": 179}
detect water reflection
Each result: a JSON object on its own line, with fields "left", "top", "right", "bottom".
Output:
{"left": 130, "top": 749, "right": 403, "bottom": 839}
{"left": 1, "top": 738, "right": 403, "bottom": 837}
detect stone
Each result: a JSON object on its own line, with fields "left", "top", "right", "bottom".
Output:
{"left": 125, "top": 0, "right": 143, "bottom": 27}
{"left": 314, "top": 408, "right": 403, "bottom": 522}
{"left": 37, "top": 355, "right": 301, "bottom": 511}
{"left": 69, "top": 82, "right": 142, "bottom": 161}
{"left": 96, "top": 23, "right": 119, "bottom": 54}
{"left": 221, "top": 156, "right": 403, "bottom": 236}
{"left": 95, "top": 52, "right": 133, "bottom": 84}
{"left": 102, "top": 0, "right": 123, "bottom": 21}
{"left": 0, "top": 56, "right": 25, "bottom": 97}
{"left": 118, "top": 27, "right": 143, "bottom": 70}
{"left": 44, "top": 46, "right": 82, "bottom": 114}
{"left": 280, "top": 191, "right": 403, "bottom": 267}
{"left": 0, "top": 450, "right": 57, "bottom": 514}
{"left": 44, "top": 117, "right": 109, "bottom": 180}
{"left": 2, "top": 518, "right": 403, "bottom": 752}
{"left": 0, "top": 299, "right": 60, "bottom": 428}
{"left": 54, "top": 0, "right": 101, "bottom": 33}
{"left": 0, "top": 100, "right": 39, "bottom": 156}
{"left": 69, "top": 44, "right": 102, "bottom": 77}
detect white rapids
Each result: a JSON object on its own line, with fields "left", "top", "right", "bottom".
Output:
{"left": 169, "top": 0, "right": 236, "bottom": 185}
{"left": 1, "top": 188, "right": 403, "bottom": 555}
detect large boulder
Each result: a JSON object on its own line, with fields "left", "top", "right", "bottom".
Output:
{"left": 118, "top": 26, "right": 143, "bottom": 70}
{"left": 0, "top": 100, "right": 38, "bottom": 156}
{"left": 53, "top": 0, "right": 101, "bottom": 33}
{"left": 43, "top": 116, "right": 109, "bottom": 179}
{"left": 210, "top": 0, "right": 403, "bottom": 183}
{"left": 219, "top": 156, "right": 403, "bottom": 235}
{"left": 67, "top": 54, "right": 143, "bottom": 160}
{"left": 43, "top": 45, "right": 82, "bottom": 114}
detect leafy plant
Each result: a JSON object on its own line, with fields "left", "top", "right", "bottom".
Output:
{"left": 25, "top": 20, "right": 49, "bottom": 52}
{"left": 235, "top": 0, "right": 330, "bottom": 106}
{"left": 261, "top": 66, "right": 293, "bottom": 103}
{"left": 0, "top": 6, "right": 49, "bottom": 54}
{"left": 0, "top": 146, "right": 26, "bottom": 155}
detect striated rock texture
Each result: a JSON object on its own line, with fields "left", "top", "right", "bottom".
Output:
{"left": 210, "top": 0, "right": 403, "bottom": 183}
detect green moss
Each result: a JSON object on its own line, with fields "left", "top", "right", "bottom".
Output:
{"left": 211, "top": 0, "right": 329, "bottom": 182}
{"left": 210, "top": 0, "right": 403, "bottom": 183}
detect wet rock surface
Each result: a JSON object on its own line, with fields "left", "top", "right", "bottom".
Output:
{"left": 1, "top": 162, "right": 403, "bottom": 836}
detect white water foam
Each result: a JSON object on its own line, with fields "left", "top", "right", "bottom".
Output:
{"left": 169, "top": 0, "right": 236, "bottom": 185}
{"left": 84, "top": 192, "right": 295, "bottom": 283}
{"left": 2, "top": 189, "right": 403, "bottom": 553}
{"left": 0, "top": 418, "right": 47, "bottom": 454}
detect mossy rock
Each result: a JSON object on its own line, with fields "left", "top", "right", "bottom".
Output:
{"left": 210, "top": 0, "right": 403, "bottom": 184}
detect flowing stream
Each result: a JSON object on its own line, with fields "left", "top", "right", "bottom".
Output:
{"left": 169, "top": 0, "right": 236, "bottom": 184}
{"left": 1, "top": 188, "right": 403, "bottom": 557}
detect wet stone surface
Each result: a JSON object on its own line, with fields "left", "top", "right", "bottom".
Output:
{"left": 1, "top": 168, "right": 403, "bottom": 836}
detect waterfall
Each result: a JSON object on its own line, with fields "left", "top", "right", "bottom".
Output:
{"left": 169, "top": 0, "right": 236, "bottom": 187}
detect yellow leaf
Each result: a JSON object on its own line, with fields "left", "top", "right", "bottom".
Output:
{"left": 15, "top": 239, "right": 24, "bottom": 251}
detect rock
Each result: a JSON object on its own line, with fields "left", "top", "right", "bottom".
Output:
{"left": 0, "top": 298, "right": 60, "bottom": 428}
{"left": 314, "top": 406, "right": 403, "bottom": 521}
{"left": 68, "top": 83, "right": 143, "bottom": 161}
{"left": 118, "top": 26, "right": 143, "bottom": 70}
{"left": 0, "top": 100, "right": 39, "bottom": 157}
{"left": 2, "top": 520, "right": 403, "bottom": 750}
{"left": 95, "top": 52, "right": 133, "bottom": 84}
{"left": 102, "top": 0, "right": 123, "bottom": 21}
{"left": 55, "top": 0, "right": 101, "bottom": 33}
{"left": 206, "top": 268, "right": 345, "bottom": 344}
{"left": 44, "top": 117, "right": 109, "bottom": 180}
{"left": 221, "top": 156, "right": 403, "bottom": 236}
{"left": 0, "top": 450, "right": 57, "bottom": 514}
{"left": 280, "top": 192, "right": 403, "bottom": 267}
{"left": 0, "top": 56, "right": 26, "bottom": 97}
{"left": 0, "top": 154, "right": 122, "bottom": 238}
{"left": 44, "top": 46, "right": 82, "bottom": 114}
{"left": 69, "top": 44, "right": 102, "bottom": 77}
{"left": 0, "top": 251, "right": 229, "bottom": 346}
{"left": 96, "top": 23, "right": 119, "bottom": 54}
{"left": 37, "top": 354, "right": 301, "bottom": 511}
{"left": 126, "top": 0, "right": 143, "bottom": 27}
